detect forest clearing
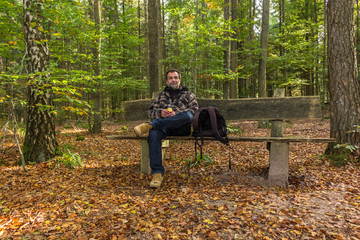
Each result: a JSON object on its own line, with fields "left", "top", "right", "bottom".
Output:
{"left": 0, "top": 119, "right": 359, "bottom": 239}
{"left": 1, "top": 1, "right": 360, "bottom": 238}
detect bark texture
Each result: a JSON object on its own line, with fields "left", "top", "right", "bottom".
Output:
{"left": 258, "top": 0, "right": 270, "bottom": 98}
{"left": 23, "top": 0, "right": 57, "bottom": 163}
{"left": 223, "top": 0, "right": 230, "bottom": 99}
{"left": 327, "top": 0, "right": 360, "bottom": 146}
{"left": 148, "top": 0, "right": 160, "bottom": 98}
{"left": 230, "top": 0, "right": 238, "bottom": 99}
{"left": 90, "top": 0, "right": 102, "bottom": 133}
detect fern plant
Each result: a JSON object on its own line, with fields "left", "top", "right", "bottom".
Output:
{"left": 179, "top": 154, "right": 214, "bottom": 170}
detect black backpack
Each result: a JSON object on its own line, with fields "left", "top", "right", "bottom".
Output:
{"left": 192, "top": 106, "right": 231, "bottom": 169}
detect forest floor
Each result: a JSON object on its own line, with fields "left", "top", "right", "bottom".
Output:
{"left": 0, "top": 118, "right": 359, "bottom": 240}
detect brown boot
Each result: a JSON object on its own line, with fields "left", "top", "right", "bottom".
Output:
{"left": 150, "top": 173, "right": 163, "bottom": 188}
{"left": 134, "top": 123, "right": 152, "bottom": 136}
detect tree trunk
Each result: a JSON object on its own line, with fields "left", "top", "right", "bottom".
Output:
{"left": 356, "top": 0, "right": 360, "bottom": 86}
{"left": 22, "top": 0, "right": 57, "bottom": 163}
{"left": 279, "top": 0, "right": 287, "bottom": 89}
{"left": 313, "top": 0, "right": 319, "bottom": 95}
{"left": 148, "top": 0, "right": 160, "bottom": 98}
{"left": 161, "top": 0, "right": 167, "bottom": 75}
{"left": 257, "top": 0, "right": 270, "bottom": 128}
{"left": 223, "top": 0, "right": 230, "bottom": 99}
{"left": 136, "top": 0, "right": 144, "bottom": 99}
{"left": 158, "top": 0, "right": 164, "bottom": 82}
{"left": 193, "top": 0, "right": 199, "bottom": 94}
{"left": 258, "top": 0, "right": 270, "bottom": 98}
{"left": 322, "top": 0, "right": 328, "bottom": 102}
{"left": 327, "top": 0, "right": 360, "bottom": 147}
{"left": 250, "top": 0, "right": 256, "bottom": 98}
{"left": 90, "top": 0, "right": 102, "bottom": 133}
{"left": 304, "top": 0, "right": 313, "bottom": 96}
{"left": 230, "top": 0, "right": 238, "bottom": 99}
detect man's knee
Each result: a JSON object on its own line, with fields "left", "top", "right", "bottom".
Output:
{"left": 148, "top": 129, "right": 164, "bottom": 141}
{"left": 182, "top": 111, "right": 193, "bottom": 123}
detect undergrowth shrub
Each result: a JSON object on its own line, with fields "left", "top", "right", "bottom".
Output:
{"left": 179, "top": 154, "right": 214, "bottom": 170}
{"left": 55, "top": 144, "right": 83, "bottom": 169}
{"left": 327, "top": 144, "right": 359, "bottom": 166}
{"left": 226, "top": 123, "right": 243, "bottom": 134}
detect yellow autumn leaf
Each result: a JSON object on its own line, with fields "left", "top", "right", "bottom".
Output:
{"left": 203, "top": 219, "right": 214, "bottom": 224}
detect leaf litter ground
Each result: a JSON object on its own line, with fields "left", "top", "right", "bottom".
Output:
{"left": 0, "top": 119, "right": 359, "bottom": 239}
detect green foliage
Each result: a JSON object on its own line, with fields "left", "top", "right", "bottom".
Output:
{"left": 56, "top": 144, "right": 74, "bottom": 155}
{"left": 0, "top": 0, "right": 331, "bottom": 123}
{"left": 179, "top": 154, "right": 215, "bottom": 170}
{"left": 75, "top": 121, "right": 89, "bottom": 129}
{"left": 55, "top": 144, "right": 83, "bottom": 169}
{"left": 75, "top": 135, "right": 85, "bottom": 141}
{"left": 226, "top": 123, "right": 243, "bottom": 134}
{"left": 327, "top": 144, "right": 360, "bottom": 166}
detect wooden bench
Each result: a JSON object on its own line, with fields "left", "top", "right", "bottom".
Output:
{"left": 106, "top": 96, "right": 335, "bottom": 187}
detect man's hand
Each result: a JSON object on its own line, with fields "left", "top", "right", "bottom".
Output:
{"left": 161, "top": 108, "right": 176, "bottom": 118}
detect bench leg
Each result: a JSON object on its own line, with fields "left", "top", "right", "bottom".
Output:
{"left": 141, "top": 140, "right": 151, "bottom": 174}
{"left": 268, "top": 142, "right": 289, "bottom": 187}
{"left": 140, "top": 140, "right": 169, "bottom": 175}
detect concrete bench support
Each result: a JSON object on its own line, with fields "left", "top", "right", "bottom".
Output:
{"left": 268, "top": 142, "right": 289, "bottom": 186}
{"left": 140, "top": 140, "right": 169, "bottom": 175}
{"left": 140, "top": 140, "right": 150, "bottom": 174}
{"left": 268, "top": 120, "right": 289, "bottom": 186}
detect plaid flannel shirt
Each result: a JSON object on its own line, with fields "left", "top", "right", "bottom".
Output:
{"left": 148, "top": 86, "right": 199, "bottom": 120}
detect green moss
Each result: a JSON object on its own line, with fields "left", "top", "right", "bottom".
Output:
{"left": 325, "top": 144, "right": 359, "bottom": 166}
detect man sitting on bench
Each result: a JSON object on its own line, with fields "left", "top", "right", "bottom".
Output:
{"left": 134, "top": 69, "right": 199, "bottom": 188}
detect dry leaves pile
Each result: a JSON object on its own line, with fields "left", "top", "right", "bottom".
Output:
{"left": 0, "top": 119, "right": 359, "bottom": 239}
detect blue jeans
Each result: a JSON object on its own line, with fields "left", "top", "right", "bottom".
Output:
{"left": 148, "top": 111, "right": 193, "bottom": 175}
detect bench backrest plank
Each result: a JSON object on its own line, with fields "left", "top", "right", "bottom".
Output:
{"left": 124, "top": 96, "right": 322, "bottom": 121}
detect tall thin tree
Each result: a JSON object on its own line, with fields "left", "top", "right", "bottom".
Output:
{"left": 258, "top": 0, "right": 270, "bottom": 98}
{"left": 249, "top": 0, "right": 257, "bottom": 98}
{"left": 223, "top": 0, "right": 230, "bottom": 99}
{"left": 89, "top": 0, "right": 102, "bottom": 133}
{"left": 230, "top": 0, "right": 238, "bottom": 99}
{"left": 148, "top": 0, "right": 160, "bottom": 97}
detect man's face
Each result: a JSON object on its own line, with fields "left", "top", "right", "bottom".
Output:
{"left": 166, "top": 71, "right": 181, "bottom": 90}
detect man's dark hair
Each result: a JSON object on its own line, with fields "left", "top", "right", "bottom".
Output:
{"left": 165, "top": 69, "right": 181, "bottom": 80}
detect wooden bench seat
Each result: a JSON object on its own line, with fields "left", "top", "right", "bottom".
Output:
{"left": 107, "top": 96, "right": 336, "bottom": 187}
{"left": 107, "top": 135, "right": 335, "bottom": 143}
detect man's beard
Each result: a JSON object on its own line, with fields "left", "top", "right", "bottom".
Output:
{"left": 169, "top": 83, "right": 180, "bottom": 90}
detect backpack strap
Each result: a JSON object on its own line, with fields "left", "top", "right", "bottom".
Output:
{"left": 194, "top": 136, "right": 204, "bottom": 159}
{"left": 192, "top": 107, "right": 206, "bottom": 132}
{"left": 207, "top": 106, "right": 229, "bottom": 145}
{"left": 208, "top": 106, "right": 232, "bottom": 169}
